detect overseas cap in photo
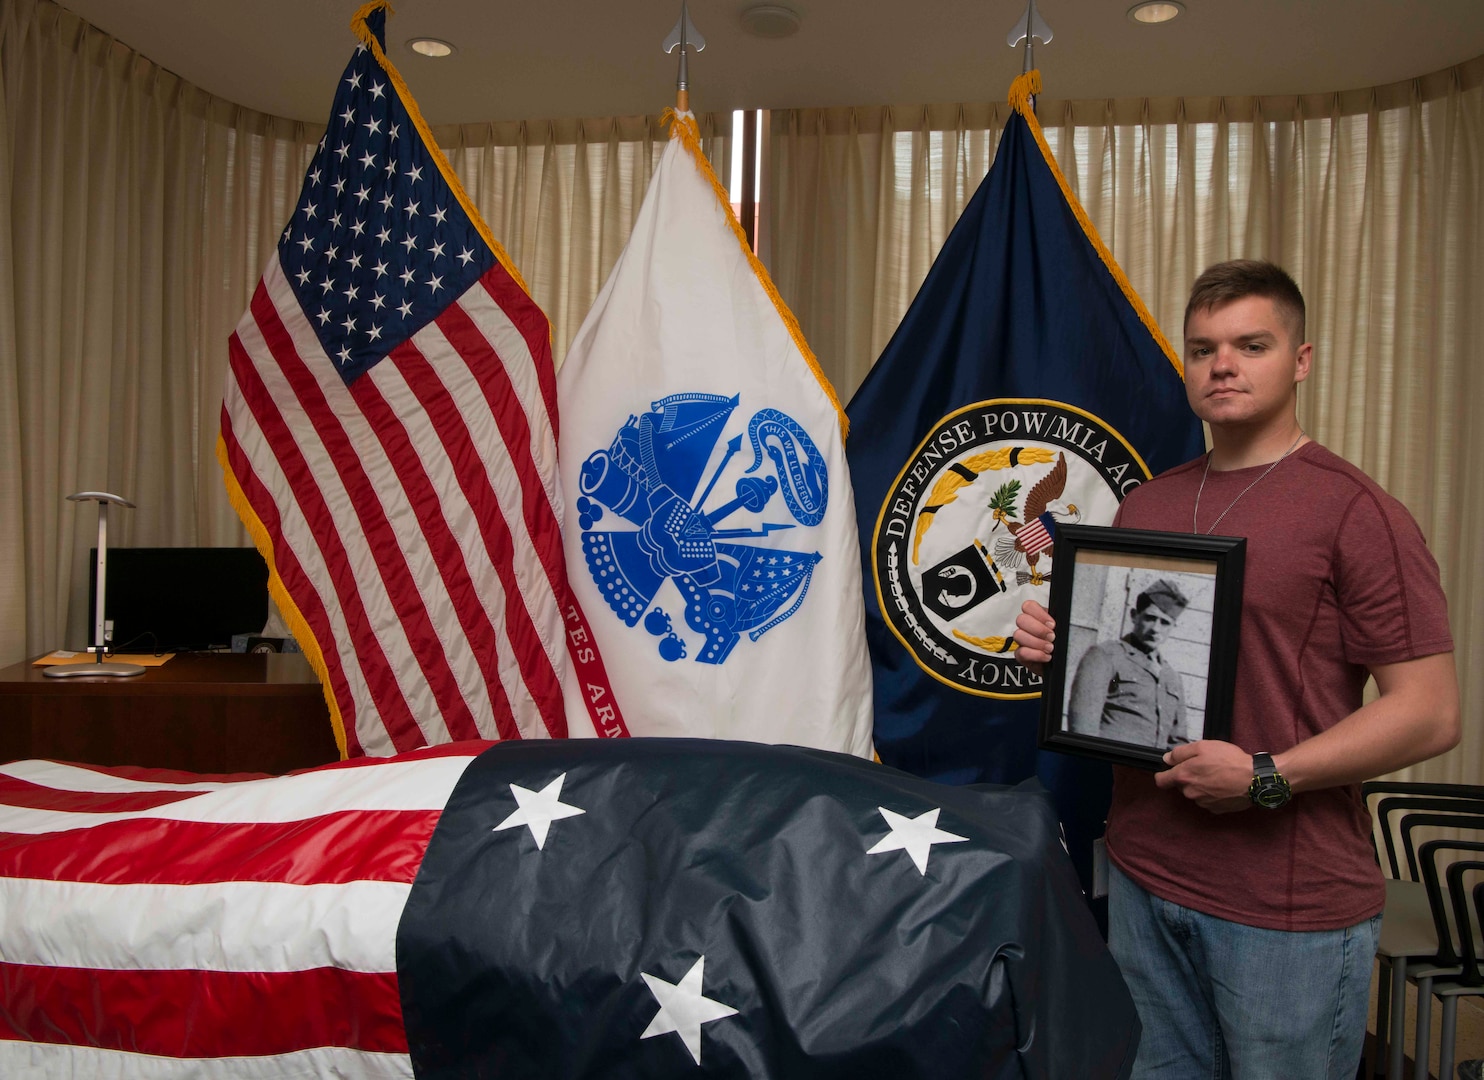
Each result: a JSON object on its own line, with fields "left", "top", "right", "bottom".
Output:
{"left": 1139, "top": 579, "right": 1190, "bottom": 619}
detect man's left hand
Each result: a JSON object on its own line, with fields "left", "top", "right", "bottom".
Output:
{"left": 1155, "top": 741, "right": 1252, "bottom": 814}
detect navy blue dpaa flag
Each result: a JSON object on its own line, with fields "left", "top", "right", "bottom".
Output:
{"left": 846, "top": 73, "right": 1204, "bottom": 888}
{"left": 398, "top": 739, "right": 1137, "bottom": 1077}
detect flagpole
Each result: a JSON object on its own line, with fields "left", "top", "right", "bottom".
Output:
{"left": 1021, "top": 7, "right": 1034, "bottom": 74}
{"left": 664, "top": 1, "right": 706, "bottom": 113}
{"left": 1006, "top": 0, "right": 1053, "bottom": 114}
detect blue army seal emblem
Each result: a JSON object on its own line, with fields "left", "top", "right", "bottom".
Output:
{"left": 872, "top": 399, "right": 1150, "bottom": 698}
{"left": 576, "top": 392, "right": 829, "bottom": 665}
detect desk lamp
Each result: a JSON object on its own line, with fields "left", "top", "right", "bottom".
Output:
{"left": 44, "top": 491, "right": 145, "bottom": 679}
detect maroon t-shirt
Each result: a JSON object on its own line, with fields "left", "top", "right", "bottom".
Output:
{"left": 1106, "top": 441, "right": 1453, "bottom": 931}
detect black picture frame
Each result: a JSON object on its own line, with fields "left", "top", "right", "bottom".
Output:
{"left": 1038, "top": 524, "right": 1246, "bottom": 771}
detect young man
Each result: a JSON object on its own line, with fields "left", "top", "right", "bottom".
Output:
{"left": 1067, "top": 579, "right": 1189, "bottom": 749}
{"left": 1016, "top": 260, "right": 1460, "bottom": 1079}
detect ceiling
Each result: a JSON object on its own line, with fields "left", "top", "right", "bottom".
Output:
{"left": 56, "top": 0, "right": 1484, "bottom": 126}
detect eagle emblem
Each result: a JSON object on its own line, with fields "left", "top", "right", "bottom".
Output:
{"left": 575, "top": 393, "right": 828, "bottom": 665}
{"left": 988, "top": 452, "right": 1082, "bottom": 586}
{"left": 873, "top": 399, "right": 1143, "bottom": 698}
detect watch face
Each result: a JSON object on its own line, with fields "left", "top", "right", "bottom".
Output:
{"left": 1252, "top": 780, "right": 1291, "bottom": 809}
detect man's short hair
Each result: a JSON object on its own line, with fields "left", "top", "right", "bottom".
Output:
{"left": 1184, "top": 260, "right": 1306, "bottom": 344}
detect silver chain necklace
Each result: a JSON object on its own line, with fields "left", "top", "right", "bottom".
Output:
{"left": 1192, "top": 431, "right": 1306, "bottom": 535}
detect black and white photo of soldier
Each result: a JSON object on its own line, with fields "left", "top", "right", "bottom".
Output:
{"left": 1062, "top": 567, "right": 1215, "bottom": 749}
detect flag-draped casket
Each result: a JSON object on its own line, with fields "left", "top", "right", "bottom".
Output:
{"left": 0, "top": 742, "right": 1137, "bottom": 1077}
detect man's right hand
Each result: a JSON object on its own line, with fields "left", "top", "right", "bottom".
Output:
{"left": 1014, "top": 600, "right": 1056, "bottom": 676}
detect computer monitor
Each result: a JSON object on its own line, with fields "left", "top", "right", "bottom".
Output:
{"left": 88, "top": 547, "right": 270, "bottom": 652}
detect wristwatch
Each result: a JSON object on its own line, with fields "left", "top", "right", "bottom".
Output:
{"left": 1248, "top": 752, "right": 1292, "bottom": 809}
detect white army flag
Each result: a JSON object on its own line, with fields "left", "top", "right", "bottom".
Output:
{"left": 557, "top": 115, "right": 873, "bottom": 755}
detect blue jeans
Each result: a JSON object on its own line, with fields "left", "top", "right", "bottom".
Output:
{"left": 1109, "top": 861, "right": 1382, "bottom": 1080}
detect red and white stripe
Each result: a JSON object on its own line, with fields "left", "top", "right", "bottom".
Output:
{"left": 222, "top": 254, "right": 589, "bottom": 756}
{"left": 1017, "top": 516, "right": 1053, "bottom": 557}
{"left": 0, "top": 747, "right": 482, "bottom": 1076}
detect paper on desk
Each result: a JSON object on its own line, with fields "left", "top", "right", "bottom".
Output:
{"left": 33, "top": 651, "right": 174, "bottom": 667}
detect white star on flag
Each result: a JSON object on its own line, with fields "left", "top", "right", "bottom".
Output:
{"left": 866, "top": 806, "right": 968, "bottom": 875}
{"left": 492, "top": 773, "right": 586, "bottom": 850}
{"left": 640, "top": 956, "right": 739, "bottom": 1066}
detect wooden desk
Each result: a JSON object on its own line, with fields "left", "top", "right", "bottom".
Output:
{"left": 0, "top": 653, "right": 342, "bottom": 775}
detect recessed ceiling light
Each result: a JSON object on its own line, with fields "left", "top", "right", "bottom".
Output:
{"left": 1127, "top": 1, "right": 1184, "bottom": 24}
{"left": 740, "top": 5, "right": 801, "bottom": 39}
{"left": 407, "top": 37, "right": 456, "bottom": 58}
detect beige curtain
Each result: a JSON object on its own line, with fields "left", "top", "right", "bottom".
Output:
{"left": 769, "top": 60, "right": 1484, "bottom": 784}
{"left": 0, "top": 0, "right": 727, "bottom": 664}
{"left": 0, "top": 0, "right": 311, "bottom": 659}
{"left": 768, "top": 103, "right": 1009, "bottom": 399}
{"left": 439, "top": 116, "right": 729, "bottom": 363}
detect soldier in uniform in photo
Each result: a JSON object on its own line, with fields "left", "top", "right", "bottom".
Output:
{"left": 1067, "top": 579, "right": 1190, "bottom": 749}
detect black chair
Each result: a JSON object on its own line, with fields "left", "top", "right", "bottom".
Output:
{"left": 1362, "top": 782, "right": 1484, "bottom": 1078}
{"left": 1376, "top": 795, "right": 1484, "bottom": 878}
{"left": 1411, "top": 839, "right": 1484, "bottom": 1080}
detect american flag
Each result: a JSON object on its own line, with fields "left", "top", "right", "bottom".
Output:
{"left": 1017, "top": 512, "right": 1057, "bottom": 557}
{"left": 218, "top": 4, "right": 624, "bottom": 755}
{"left": 0, "top": 745, "right": 480, "bottom": 1076}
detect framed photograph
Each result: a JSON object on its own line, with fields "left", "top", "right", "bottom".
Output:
{"left": 1038, "top": 525, "right": 1246, "bottom": 771}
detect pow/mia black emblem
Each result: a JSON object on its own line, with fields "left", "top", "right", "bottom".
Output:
{"left": 872, "top": 399, "right": 1148, "bottom": 698}
{"left": 920, "top": 541, "right": 1005, "bottom": 622}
